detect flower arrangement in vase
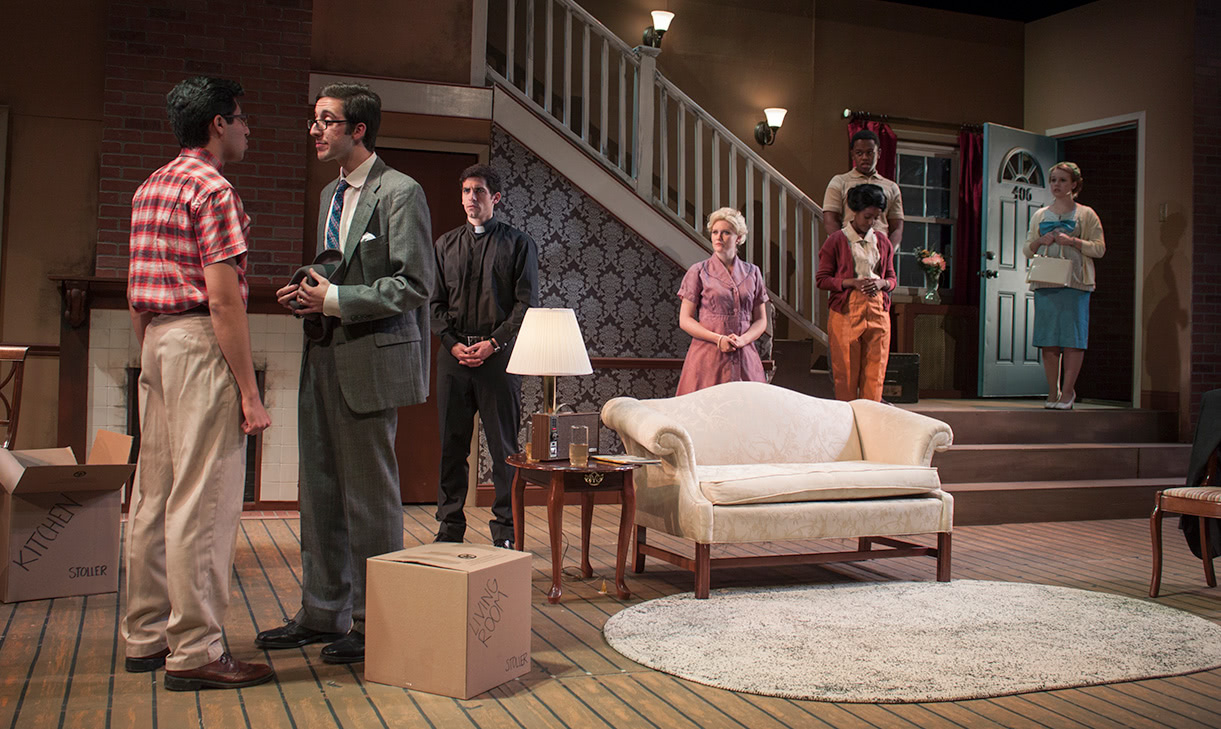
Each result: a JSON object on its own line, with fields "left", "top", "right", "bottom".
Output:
{"left": 917, "top": 249, "right": 947, "bottom": 304}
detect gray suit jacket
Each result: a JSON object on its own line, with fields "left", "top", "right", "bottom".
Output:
{"left": 314, "top": 157, "right": 434, "bottom": 413}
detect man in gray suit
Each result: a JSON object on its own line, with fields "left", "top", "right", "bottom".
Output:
{"left": 259, "top": 82, "right": 433, "bottom": 664}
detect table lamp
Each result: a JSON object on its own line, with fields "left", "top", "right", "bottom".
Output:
{"left": 507, "top": 307, "right": 593, "bottom": 414}
{"left": 507, "top": 308, "right": 595, "bottom": 460}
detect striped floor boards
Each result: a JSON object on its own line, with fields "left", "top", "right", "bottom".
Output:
{"left": 1, "top": 506, "right": 1219, "bottom": 728}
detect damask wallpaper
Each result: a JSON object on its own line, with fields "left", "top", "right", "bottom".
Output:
{"left": 482, "top": 125, "right": 692, "bottom": 462}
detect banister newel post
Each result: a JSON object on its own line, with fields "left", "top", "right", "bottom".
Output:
{"left": 633, "top": 46, "right": 661, "bottom": 198}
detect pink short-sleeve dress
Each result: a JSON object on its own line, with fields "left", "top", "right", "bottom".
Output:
{"left": 675, "top": 256, "right": 769, "bottom": 395}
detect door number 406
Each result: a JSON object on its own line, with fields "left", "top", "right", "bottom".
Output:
{"left": 1011, "top": 187, "right": 1034, "bottom": 201}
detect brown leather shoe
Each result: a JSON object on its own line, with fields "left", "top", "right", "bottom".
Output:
{"left": 163, "top": 652, "right": 274, "bottom": 691}
{"left": 125, "top": 647, "right": 170, "bottom": 673}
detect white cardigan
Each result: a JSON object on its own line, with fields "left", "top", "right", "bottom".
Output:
{"left": 1022, "top": 204, "right": 1106, "bottom": 292}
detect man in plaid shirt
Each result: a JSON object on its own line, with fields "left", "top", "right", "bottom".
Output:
{"left": 122, "top": 76, "right": 274, "bottom": 691}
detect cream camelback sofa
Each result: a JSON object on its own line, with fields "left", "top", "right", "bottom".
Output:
{"left": 600, "top": 381, "right": 954, "bottom": 598}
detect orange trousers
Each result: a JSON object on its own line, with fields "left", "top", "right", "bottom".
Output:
{"left": 828, "top": 290, "right": 891, "bottom": 401}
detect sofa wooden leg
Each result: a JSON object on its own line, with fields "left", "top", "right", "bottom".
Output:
{"left": 694, "top": 543, "right": 711, "bottom": 599}
{"left": 634, "top": 526, "right": 647, "bottom": 574}
{"left": 858, "top": 537, "right": 872, "bottom": 552}
{"left": 1150, "top": 500, "right": 1164, "bottom": 598}
{"left": 1201, "top": 516, "right": 1216, "bottom": 588}
{"left": 936, "top": 532, "right": 952, "bottom": 582}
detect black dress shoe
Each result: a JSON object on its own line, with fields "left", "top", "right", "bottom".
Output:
{"left": 493, "top": 539, "right": 514, "bottom": 549}
{"left": 320, "top": 631, "right": 364, "bottom": 664}
{"left": 434, "top": 533, "right": 463, "bottom": 543}
{"left": 255, "top": 620, "right": 343, "bottom": 650}
{"left": 125, "top": 647, "right": 170, "bottom": 673}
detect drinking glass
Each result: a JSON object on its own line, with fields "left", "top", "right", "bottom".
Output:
{"left": 569, "top": 425, "right": 589, "bottom": 467}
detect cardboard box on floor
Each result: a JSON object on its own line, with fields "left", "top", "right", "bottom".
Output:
{"left": 0, "top": 431, "right": 135, "bottom": 603}
{"left": 366, "top": 543, "right": 532, "bottom": 699}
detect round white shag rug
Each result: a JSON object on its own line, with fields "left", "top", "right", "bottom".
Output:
{"left": 602, "top": 580, "right": 1221, "bottom": 703}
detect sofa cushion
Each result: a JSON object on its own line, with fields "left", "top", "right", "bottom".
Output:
{"left": 697, "top": 461, "right": 941, "bottom": 505}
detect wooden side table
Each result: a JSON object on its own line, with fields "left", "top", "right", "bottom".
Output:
{"left": 507, "top": 453, "right": 639, "bottom": 604}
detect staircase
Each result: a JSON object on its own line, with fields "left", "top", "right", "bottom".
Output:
{"left": 915, "top": 404, "right": 1188, "bottom": 525}
{"left": 488, "top": 0, "right": 827, "bottom": 344}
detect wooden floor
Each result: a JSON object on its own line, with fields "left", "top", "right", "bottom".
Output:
{"left": 3, "top": 506, "right": 1220, "bottom": 729}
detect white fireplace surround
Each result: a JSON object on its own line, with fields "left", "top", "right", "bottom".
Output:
{"left": 87, "top": 309, "right": 303, "bottom": 502}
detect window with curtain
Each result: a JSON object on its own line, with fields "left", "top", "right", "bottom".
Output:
{"left": 895, "top": 144, "right": 958, "bottom": 289}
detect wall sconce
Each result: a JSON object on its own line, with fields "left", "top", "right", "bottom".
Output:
{"left": 754, "top": 107, "right": 788, "bottom": 146}
{"left": 642, "top": 11, "right": 675, "bottom": 48}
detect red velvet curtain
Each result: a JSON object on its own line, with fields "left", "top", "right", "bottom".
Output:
{"left": 954, "top": 129, "right": 983, "bottom": 305}
{"left": 846, "top": 118, "right": 897, "bottom": 179}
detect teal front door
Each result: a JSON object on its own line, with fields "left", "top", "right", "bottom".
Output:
{"left": 978, "top": 123, "right": 1059, "bottom": 397}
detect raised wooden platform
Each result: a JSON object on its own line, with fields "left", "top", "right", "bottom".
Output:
{"left": 906, "top": 399, "right": 1187, "bottom": 526}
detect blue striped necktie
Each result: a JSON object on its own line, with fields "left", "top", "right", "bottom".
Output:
{"left": 324, "top": 178, "right": 351, "bottom": 251}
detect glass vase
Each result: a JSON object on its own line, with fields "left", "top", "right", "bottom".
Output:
{"left": 921, "top": 270, "right": 942, "bottom": 304}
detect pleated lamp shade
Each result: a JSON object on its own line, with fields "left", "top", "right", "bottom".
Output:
{"left": 506, "top": 308, "right": 593, "bottom": 376}
{"left": 507, "top": 308, "right": 592, "bottom": 416}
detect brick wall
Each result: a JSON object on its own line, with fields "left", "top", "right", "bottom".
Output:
{"left": 1193, "top": 0, "right": 1221, "bottom": 427}
{"left": 1064, "top": 128, "right": 1137, "bottom": 403}
{"left": 96, "top": 1, "right": 312, "bottom": 285}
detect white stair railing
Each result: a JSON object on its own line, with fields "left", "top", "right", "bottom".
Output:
{"left": 650, "top": 76, "right": 826, "bottom": 338}
{"left": 488, "top": 0, "right": 826, "bottom": 342}
{"left": 489, "top": 0, "right": 640, "bottom": 182}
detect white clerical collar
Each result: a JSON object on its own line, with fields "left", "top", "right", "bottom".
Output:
{"left": 474, "top": 225, "right": 485, "bottom": 234}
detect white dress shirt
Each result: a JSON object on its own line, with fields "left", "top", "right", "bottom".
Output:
{"left": 322, "top": 153, "right": 378, "bottom": 317}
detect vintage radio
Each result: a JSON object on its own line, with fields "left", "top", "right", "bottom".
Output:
{"left": 882, "top": 352, "right": 920, "bottom": 404}
{"left": 527, "top": 412, "right": 600, "bottom": 462}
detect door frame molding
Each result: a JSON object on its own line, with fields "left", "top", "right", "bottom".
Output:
{"left": 1044, "top": 111, "right": 1145, "bottom": 407}
{"left": 373, "top": 141, "right": 488, "bottom": 504}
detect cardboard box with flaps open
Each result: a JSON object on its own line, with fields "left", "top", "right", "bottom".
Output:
{"left": 0, "top": 431, "right": 134, "bottom": 603}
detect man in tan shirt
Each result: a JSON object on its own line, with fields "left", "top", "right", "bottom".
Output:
{"left": 822, "top": 129, "right": 904, "bottom": 247}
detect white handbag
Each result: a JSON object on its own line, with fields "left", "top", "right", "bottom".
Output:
{"left": 1027, "top": 251, "right": 1072, "bottom": 287}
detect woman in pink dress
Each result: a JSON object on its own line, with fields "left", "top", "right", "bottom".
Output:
{"left": 675, "top": 207, "right": 769, "bottom": 395}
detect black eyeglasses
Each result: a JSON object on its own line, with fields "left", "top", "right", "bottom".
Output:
{"left": 308, "top": 118, "right": 349, "bottom": 131}
{"left": 222, "top": 113, "right": 249, "bottom": 125}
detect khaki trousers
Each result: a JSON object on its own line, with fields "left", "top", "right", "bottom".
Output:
{"left": 121, "top": 313, "right": 246, "bottom": 671}
{"left": 828, "top": 290, "right": 891, "bottom": 402}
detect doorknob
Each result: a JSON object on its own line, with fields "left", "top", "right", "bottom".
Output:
{"left": 979, "top": 270, "right": 999, "bottom": 279}
{"left": 985, "top": 251, "right": 996, "bottom": 260}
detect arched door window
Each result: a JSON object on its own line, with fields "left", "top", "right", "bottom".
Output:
{"left": 998, "top": 149, "right": 1044, "bottom": 186}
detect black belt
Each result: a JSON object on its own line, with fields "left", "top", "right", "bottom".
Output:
{"left": 162, "top": 304, "right": 209, "bottom": 316}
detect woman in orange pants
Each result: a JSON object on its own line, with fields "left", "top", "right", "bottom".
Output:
{"left": 815, "top": 183, "right": 897, "bottom": 401}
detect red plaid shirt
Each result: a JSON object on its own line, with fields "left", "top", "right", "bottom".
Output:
{"left": 128, "top": 148, "right": 249, "bottom": 313}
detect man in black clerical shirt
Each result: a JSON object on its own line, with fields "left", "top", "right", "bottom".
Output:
{"left": 431, "top": 164, "right": 539, "bottom": 548}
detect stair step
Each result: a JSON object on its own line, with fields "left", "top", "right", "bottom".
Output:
{"left": 933, "top": 442, "right": 1190, "bottom": 483}
{"left": 911, "top": 407, "right": 1177, "bottom": 445}
{"left": 945, "top": 477, "right": 1176, "bottom": 525}
{"left": 771, "top": 369, "right": 835, "bottom": 400}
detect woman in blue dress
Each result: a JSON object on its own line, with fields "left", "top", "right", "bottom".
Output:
{"left": 1023, "top": 162, "right": 1106, "bottom": 410}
